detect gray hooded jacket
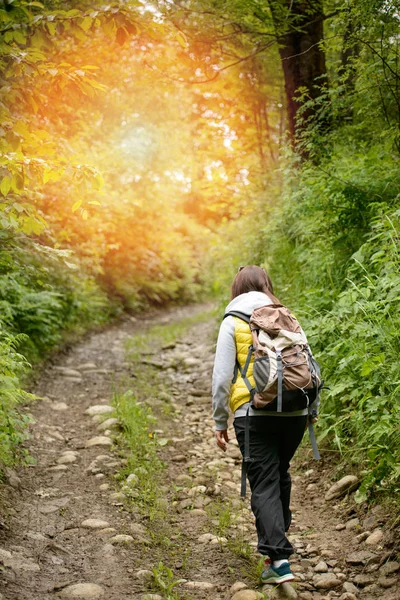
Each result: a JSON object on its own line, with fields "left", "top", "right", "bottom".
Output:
{"left": 212, "top": 291, "right": 308, "bottom": 431}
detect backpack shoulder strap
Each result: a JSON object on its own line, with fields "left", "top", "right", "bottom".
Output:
{"left": 223, "top": 311, "right": 250, "bottom": 323}
{"left": 224, "top": 311, "right": 254, "bottom": 394}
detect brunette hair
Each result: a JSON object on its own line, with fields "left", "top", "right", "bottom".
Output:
{"left": 231, "top": 265, "right": 278, "bottom": 302}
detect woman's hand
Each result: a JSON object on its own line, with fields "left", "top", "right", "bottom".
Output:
{"left": 215, "top": 429, "right": 229, "bottom": 451}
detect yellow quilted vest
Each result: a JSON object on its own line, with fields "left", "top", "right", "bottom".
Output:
{"left": 229, "top": 317, "right": 255, "bottom": 414}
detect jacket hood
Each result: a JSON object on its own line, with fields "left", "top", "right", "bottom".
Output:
{"left": 225, "top": 291, "right": 273, "bottom": 316}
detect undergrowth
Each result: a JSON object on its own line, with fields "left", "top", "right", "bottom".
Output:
{"left": 246, "top": 152, "right": 400, "bottom": 504}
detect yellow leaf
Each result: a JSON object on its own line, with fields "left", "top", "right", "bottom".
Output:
{"left": 88, "top": 200, "right": 101, "bottom": 206}
{"left": 82, "top": 209, "right": 88, "bottom": 220}
{"left": 0, "top": 176, "right": 12, "bottom": 196}
{"left": 175, "top": 30, "right": 188, "bottom": 48}
{"left": 72, "top": 199, "right": 82, "bottom": 212}
{"left": 46, "top": 22, "right": 57, "bottom": 36}
{"left": 79, "top": 16, "right": 93, "bottom": 32}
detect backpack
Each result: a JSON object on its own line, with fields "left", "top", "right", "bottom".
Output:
{"left": 225, "top": 303, "right": 323, "bottom": 495}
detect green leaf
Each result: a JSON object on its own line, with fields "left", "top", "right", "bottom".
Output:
{"left": 46, "top": 22, "right": 57, "bottom": 37}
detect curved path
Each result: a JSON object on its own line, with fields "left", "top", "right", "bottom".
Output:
{"left": 0, "top": 305, "right": 398, "bottom": 600}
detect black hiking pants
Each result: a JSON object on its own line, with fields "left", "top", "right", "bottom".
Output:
{"left": 234, "top": 415, "right": 307, "bottom": 561}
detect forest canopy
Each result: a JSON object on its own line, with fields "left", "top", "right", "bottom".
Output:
{"left": 1, "top": 0, "right": 399, "bottom": 500}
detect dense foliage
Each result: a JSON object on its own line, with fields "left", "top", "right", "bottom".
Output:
{"left": 201, "top": 0, "right": 400, "bottom": 499}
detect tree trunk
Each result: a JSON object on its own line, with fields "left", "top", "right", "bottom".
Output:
{"left": 269, "top": 0, "right": 328, "bottom": 145}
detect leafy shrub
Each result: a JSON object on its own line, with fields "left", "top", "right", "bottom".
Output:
{"left": 0, "top": 324, "right": 33, "bottom": 467}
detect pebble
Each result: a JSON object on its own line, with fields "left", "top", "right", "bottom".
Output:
{"left": 81, "top": 519, "right": 110, "bottom": 529}
{"left": 53, "top": 368, "right": 81, "bottom": 377}
{"left": 126, "top": 473, "right": 139, "bottom": 486}
{"left": 85, "top": 436, "right": 113, "bottom": 448}
{"left": 313, "top": 573, "right": 341, "bottom": 589}
{"left": 110, "top": 534, "right": 134, "bottom": 544}
{"left": 183, "top": 581, "right": 216, "bottom": 590}
{"left": 378, "top": 576, "right": 397, "bottom": 588}
{"left": 325, "top": 476, "right": 359, "bottom": 501}
{"left": 353, "top": 573, "right": 375, "bottom": 586}
{"left": 232, "top": 591, "right": 264, "bottom": 600}
{"left": 172, "top": 454, "right": 186, "bottom": 462}
{"left": 51, "top": 402, "right": 69, "bottom": 411}
{"left": 84, "top": 405, "right": 114, "bottom": 416}
{"left": 345, "top": 518, "right": 360, "bottom": 530}
{"left": 380, "top": 561, "right": 399, "bottom": 576}
{"left": 197, "top": 533, "right": 215, "bottom": 543}
{"left": 58, "top": 583, "right": 104, "bottom": 598}
{"left": 342, "top": 582, "right": 358, "bottom": 594}
{"left": 314, "top": 560, "right": 328, "bottom": 573}
{"left": 365, "top": 528, "right": 384, "bottom": 546}
{"left": 346, "top": 550, "right": 376, "bottom": 565}
{"left": 135, "top": 569, "right": 153, "bottom": 583}
{"left": 98, "top": 418, "right": 120, "bottom": 431}
{"left": 230, "top": 582, "right": 248, "bottom": 594}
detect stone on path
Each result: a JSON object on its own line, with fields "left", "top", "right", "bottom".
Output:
{"left": 325, "top": 475, "right": 359, "bottom": 501}
{"left": 380, "top": 561, "right": 399, "bottom": 576}
{"left": 230, "top": 582, "right": 248, "bottom": 594}
{"left": 313, "top": 573, "right": 341, "bottom": 589}
{"left": 345, "top": 550, "right": 376, "bottom": 565}
{"left": 353, "top": 573, "right": 375, "bottom": 587}
{"left": 261, "top": 583, "right": 297, "bottom": 600}
{"left": 142, "top": 595, "right": 163, "bottom": 600}
{"left": 135, "top": 569, "right": 153, "bottom": 583}
{"left": 0, "top": 550, "right": 40, "bottom": 574}
{"left": 183, "top": 581, "right": 216, "bottom": 590}
{"left": 365, "top": 528, "right": 384, "bottom": 546}
{"left": 53, "top": 367, "right": 82, "bottom": 377}
{"left": 81, "top": 519, "right": 110, "bottom": 529}
{"left": 110, "top": 534, "right": 134, "bottom": 544}
{"left": 51, "top": 402, "right": 69, "bottom": 411}
{"left": 232, "top": 590, "right": 264, "bottom": 600}
{"left": 197, "top": 532, "right": 215, "bottom": 543}
{"left": 79, "top": 363, "right": 97, "bottom": 370}
{"left": 84, "top": 405, "right": 114, "bottom": 416}
{"left": 314, "top": 560, "right": 329, "bottom": 573}
{"left": 342, "top": 582, "right": 359, "bottom": 595}
{"left": 57, "top": 453, "right": 79, "bottom": 464}
{"left": 97, "top": 418, "right": 120, "bottom": 431}
{"left": 57, "top": 583, "right": 104, "bottom": 598}
{"left": 85, "top": 436, "right": 113, "bottom": 448}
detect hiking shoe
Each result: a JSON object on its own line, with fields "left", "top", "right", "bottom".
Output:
{"left": 260, "top": 561, "right": 294, "bottom": 584}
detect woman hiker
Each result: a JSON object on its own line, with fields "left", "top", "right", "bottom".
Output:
{"left": 212, "top": 265, "right": 311, "bottom": 585}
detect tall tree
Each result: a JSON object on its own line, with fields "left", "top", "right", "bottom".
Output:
{"left": 268, "top": 0, "right": 328, "bottom": 143}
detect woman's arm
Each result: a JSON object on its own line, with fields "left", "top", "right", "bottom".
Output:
{"left": 212, "top": 316, "right": 236, "bottom": 432}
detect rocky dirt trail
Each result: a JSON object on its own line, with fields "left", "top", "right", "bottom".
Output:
{"left": 0, "top": 305, "right": 398, "bottom": 600}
